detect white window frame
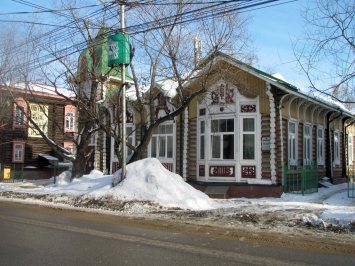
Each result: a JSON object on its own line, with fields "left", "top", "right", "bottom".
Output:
{"left": 334, "top": 130, "right": 340, "bottom": 165}
{"left": 288, "top": 119, "right": 298, "bottom": 165}
{"left": 13, "top": 144, "right": 24, "bottom": 162}
{"left": 111, "top": 124, "right": 135, "bottom": 160}
{"left": 14, "top": 105, "right": 25, "bottom": 126}
{"left": 65, "top": 112, "right": 74, "bottom": 131}
{"left": 240, "top": 116, "right": 257, "bottom": 162}
{"left": 317, "top": 126, "right": 325, "bottom": 165}
{"left": 303, "top": 124, "right": 312, "bottom": 165}
{"left": 210, "top": 118, "right": 235, "bottom": 160}
{"left": 349, "top": 133, "right": 354, "bottom": 165}
{"left": 198, "top": 119, "right": 206, "bottom": 160}
{"left": 149, "top": 122, "right": 175, "bottom": 160}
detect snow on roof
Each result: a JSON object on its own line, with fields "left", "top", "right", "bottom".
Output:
{"left": 7, "top": 81, "right": 75, "bottom": 98}
{"left": 271, "top": 72, "right": 288, "bottom": 83}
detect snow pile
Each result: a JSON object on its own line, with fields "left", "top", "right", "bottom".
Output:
{"left": 0, "top": 159, "right": 213, "bottom": 211}
{"left": 55, "top": 171, "right": 72, "bottom": 186}
{"left": 93, "top": 158, "right": 214, "bottom": 210}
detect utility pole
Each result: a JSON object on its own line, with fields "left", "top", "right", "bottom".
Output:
{"left": 121, "top": 2, "right": 126, "bottom": 179}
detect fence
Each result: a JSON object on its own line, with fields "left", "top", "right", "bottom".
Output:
{"left": 284, "top": 161, "right": 318, "bottom": 195}
{"left": 347, "top": 164, "right": 355, "bottom": 198}
{"left": 0, "top": 163, "right": 24, "bottom": 183}
{"left": 0, "top": 164, "right": 71, "bottom": 184}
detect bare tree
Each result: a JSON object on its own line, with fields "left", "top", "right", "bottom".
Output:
{"left": 118, "top": 1, "right": 256, "bottom": 164}
{"left": 1, "top": 0, "right": 256, "bottom": 179}
{"left": 294, "top": 0, "right": 355, "bottom": 104}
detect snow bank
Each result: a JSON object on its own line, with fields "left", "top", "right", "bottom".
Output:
{"left": 92, "top": 158, "right": 214, "bottom": 210}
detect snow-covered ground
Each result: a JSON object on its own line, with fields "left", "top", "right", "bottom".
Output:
{"left": 1, "top": 158, "right": 354, "bottom": 235}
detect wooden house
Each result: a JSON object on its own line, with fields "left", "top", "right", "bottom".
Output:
{"left": 0, "top": 82, "right": 76, "bottom": 180}
{"left": 79, "top": 28, "right": 355, "bottom": 198}
{"left": 96, "top": 51, "right": 355, "bottom": 198}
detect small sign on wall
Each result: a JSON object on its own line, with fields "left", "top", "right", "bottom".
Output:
{"left": 4, "top": 168, "right": 11, "bottom": 179}
{"left": 262, "top": 137, "right": 270, "bottom": 151}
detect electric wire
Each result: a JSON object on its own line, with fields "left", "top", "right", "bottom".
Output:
{"left": 3, "top": 0, "right": 293, "bottom": 75}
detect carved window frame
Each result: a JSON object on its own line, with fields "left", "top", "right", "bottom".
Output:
{"left": 288, "top": 119, "right": 298, "bottom": 166}
{"left": 334, "top": 130, "right": 340, "bottom": 165}
{"left": 348, "top": 133, "right": 353, "bottom": 166}
{"left": 317, "top": 126, "right": 325, "bottom": 166}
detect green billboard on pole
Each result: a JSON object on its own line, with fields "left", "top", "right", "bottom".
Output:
{"left": 107, "top": 34, "right": 130, "bottom": 66}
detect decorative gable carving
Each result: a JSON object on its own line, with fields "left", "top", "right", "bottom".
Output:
{"left": 154, "top": 92, "right": 173, "bottom": 120}
{"left": 211, "top": 83, "right": 234, "bottom": 105}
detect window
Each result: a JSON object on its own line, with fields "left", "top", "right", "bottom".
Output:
{"left": 12, "top": 141, "right": 25, "bottom": 163}
{"left": 304, "top": 125, "right": 311, "bottom": 163}
{"left": 151, "top": 124, "right": 173, "bottom": 159}
{"left": 242, "top": 118, "right": 255, "bottom": 160}
{"left": 288, "top": 121, "right": 297, "bottom": 164}
{"left": 334, "top": 131, "right": 340, "bottom": 164}
{"left": 15, "top": 106, "right": 25, "bottom": 126}
{"left": 63, "top": 142, "right": 74, "bottom": 163}
{"left": 199, "top": 120, "right": 205, "bottom": 160}
{"left": 13, "top": 98, "right": 26, "bottom": 129}
{"left": 89, "top": 132, "right": 96, "bottom": 145}
{"left": 317, "top": 127, "right": 324, "bottom": 164}
{"left": 211, "top": 118, "right": 234, "bottom": 159}
{"left": 126, "top": 126, "right": 134, "bottom": 157}
{"left": 64, "top": 105, "right": 76, "bottom": 133}
{"left": 113, "top": 126, "right": 134, "bottom": 158}
{"left": 349, "top": 134, "right": 353, "bottom": 165}
{"left": 65, "top": 112, "right": 74, "bottom": 131}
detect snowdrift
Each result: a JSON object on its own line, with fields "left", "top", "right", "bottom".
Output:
{"left": 92, "top": 158, "right": 214, "bottom": 210}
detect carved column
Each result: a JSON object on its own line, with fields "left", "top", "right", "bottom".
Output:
{"left": 266, "top": 82, "right": 277, "bottom": 184}
{"left": 183, "top": 107, "right": 189, "bottom": 180}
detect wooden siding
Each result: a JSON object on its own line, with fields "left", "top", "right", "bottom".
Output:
{"left": 261, "top": 114, "right": 271, "bottom": 179}
{"left": 188, "top": 117, "right": 197, "bottom": 180}
{"left": 1, "top": 97, "right": 74, "bottom": 166}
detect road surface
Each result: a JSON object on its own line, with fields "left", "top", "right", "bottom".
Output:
{"left": 0, "top": 203, "right": 354, "bottom": 266}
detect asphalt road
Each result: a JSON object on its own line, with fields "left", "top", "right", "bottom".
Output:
{"left": 0, "top": 204, "right": 354, "bottom": 266}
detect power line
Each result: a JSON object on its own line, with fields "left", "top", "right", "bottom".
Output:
{"left": 4, "top": 0, "right": 294, "bottom": 75}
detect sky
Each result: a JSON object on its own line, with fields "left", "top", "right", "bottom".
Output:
{"left": 1, "top": 0, "right": 311, "bottom": 89}
{"left": 249, "top": 0, "right": 310, "bottom": 89}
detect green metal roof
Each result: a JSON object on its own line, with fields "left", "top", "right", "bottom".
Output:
{"left": 79, "top": 26, "right": 132, "bottom": 81}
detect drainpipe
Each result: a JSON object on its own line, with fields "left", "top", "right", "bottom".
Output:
{"left": 179, "top": 113, "right": 183, "bottom": 176}
{"left": 327, "top": 111, "right": 342, "bottom": 178}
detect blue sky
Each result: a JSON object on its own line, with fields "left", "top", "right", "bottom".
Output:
{"left": 249, "top": 0, "right": 310, "bottom": 89}
{"left": 1, "top": 0, "right": 310, "bottom": 89}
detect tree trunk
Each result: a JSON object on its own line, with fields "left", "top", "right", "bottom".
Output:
{"left": 71, "top": 155, "right": 87, "bottom": 179}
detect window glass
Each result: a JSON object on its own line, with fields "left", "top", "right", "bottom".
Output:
{"left": 65, "top": 146, "right": 72, "bottom": 154}
{"left": 211, "top": 135, "right": 220, "bottom": 158}
{"left": 211, "top": 120, "right": 219, "bottom": 133}
{"left": 159, "top": 125, "right": 165, "bottom": 134}
{"left": 200, "top": 121, "right": 205, "bottom": 134}
{"left": 243, "top": 134, "right": 255, "bottom": 159}
{"left": 151, "top": 136, "right": 157, "bottom": 157}
{"left": 65, "top": 112, "right": 74, "bottom": 130}
{"left": 167, "top": 136, "right": 173, "bottom": 158}
{"left": 289, "top": 122, "right": 296, "bottom": 133}
{"left": 159, "top": 136, "right": 166, "bottom": 157}
{"left": 243, "top": 118, "right": 254, "bottom": 132}
{"left": 14, "top": 144, "right": 23, "bottom": 161}
{"left": 227, "top": 119, "right": 234, "bottom": 132}
{"left": 223, "top": 135, "right": 234, "bottom": 159}
{"left": 165, "top": 124, "right": 173, "bottom": 134}
{"left": 200, "top": 135, "right": 205, "bottom": 160}
{"left": 318, "top": 129, "right": 323, "bottom": 138}
{"left": 15, "top": 106, "right": 25, "bottom": 126}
